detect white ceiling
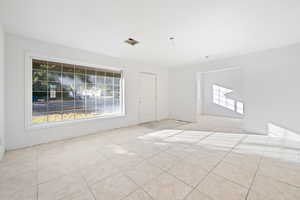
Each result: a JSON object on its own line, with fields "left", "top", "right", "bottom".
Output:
{"left": 1, "top": 0, "right": 300, "bottom": 67}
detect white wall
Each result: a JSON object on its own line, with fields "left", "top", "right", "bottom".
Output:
{"left": 169, "top": 43, "right": 300, "bottom": 135}
{"left": 242, "top": 46, "right": 300, "bottom": 134}
{"left": 0, "top": 25, "right": 5, "bottom": 159}
{"left": 5, "top": 34, "right": 169, "bottom": 150}
{"left": 202, "top": 68, "right": 243, "bottom": 118}
{"left": 169, "top": 68, "right": 197, "bottom": 122}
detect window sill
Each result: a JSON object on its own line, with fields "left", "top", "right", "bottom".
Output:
{"left": 26, "top": 113, "right": 126, "bottom": 130}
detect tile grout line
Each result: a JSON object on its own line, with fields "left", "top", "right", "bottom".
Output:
{"left": 94, "top": 143, "right": 166, "bottom": 194}
{"left": 182, "top": 154, "right": 228, "bottom": 199}
{"left": 119, "top": 136, "right": 203, "bottom": 197}
{"left": 211, "top": 158, "right": 260, "bottom": 189}
{"left": 254, "top": 158, "right": 300, "bottom": 190}
{"left": 146, "top": 132, "right": 211, "bottom": 173}
{"left": 245, "top": 156, "right": 262, "bottom": 200}
{"left": 182, "top": 134, "right": 247, "bottom": 200}
{"left": 154, "top": 132, "right": 218, "bottom": 189}
{"left": 107, "top": 144, "right": 170, "bottom": 173}
{"left": 8, "top": 122, "right": 300, "bottom": 200}
{"left": 38, "top": 155, "right": 100, "bottom": 199}
{"left": 120, "top": 172, "right": 155, "bottom": 200}
{"left": 273, "top": 177, "right": 300, "bottom": 190}
{"left": 79, "top": 170, "right": 98, "bottom": 200}
{"left": 126, "top": 130, "right": 209, "bottom": 170}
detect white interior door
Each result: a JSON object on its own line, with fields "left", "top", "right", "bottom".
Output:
{"left": 139, "top": 73, "right": 157, "bottom": 123}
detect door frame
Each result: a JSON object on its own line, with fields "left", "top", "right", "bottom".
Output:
{"left": 138, "top": 72, "right": 158, "bottom": 124}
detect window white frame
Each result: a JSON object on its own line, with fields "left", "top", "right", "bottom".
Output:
{"left": 25, "top": 52, "right": 125, "bottom": 129}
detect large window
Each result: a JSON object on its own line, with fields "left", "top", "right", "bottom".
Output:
{"left": 31, "top": 59, "right": 123, "bottom": 125}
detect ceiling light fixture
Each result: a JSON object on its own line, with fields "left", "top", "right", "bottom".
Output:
{"left": 125, "top": 38, "right": 139, "bottom": 46}
{"left": 169, "top": 37, "right": 175, "bottom": 48}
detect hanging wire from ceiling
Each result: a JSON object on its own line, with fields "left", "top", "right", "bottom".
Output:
{"left": 169, "top": 37, "right": 175, "bottom": 47}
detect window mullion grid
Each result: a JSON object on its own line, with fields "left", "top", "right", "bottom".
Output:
{"left": 84, "top": 69, "right": 87, "bottom": 115}
{"left": 94, "top": 70, "right": 97, "bottom": 116}
{"left": 32, "top": 59, "right": 122, "bottom": 125}
{"left": 60, "top": 63, "right": 63, "bottom": 120}
{"left": 104, "top": 72, "right": 107, "bottom": 115}
{"left": 111, "top": 73, "right": 115, "bottom": 113}
{"left": 73, "top": 64, "right": 75, "bottom": 120}
{"left": 118, "top": 73, "right": 121, "bottom": 113}
{"left": 46, "top": 61, "right": 49, "bottom": 122}
{"left": 119, "top": 73, "right": 121, "bottom": 114}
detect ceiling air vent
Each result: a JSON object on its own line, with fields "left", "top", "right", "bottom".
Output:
{"left": 125, "top": 38, "right": 139, "bottom": 46}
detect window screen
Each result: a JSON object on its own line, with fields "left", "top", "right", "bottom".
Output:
{"left": 32, "top": 59, "right": 122, "bottom": 124}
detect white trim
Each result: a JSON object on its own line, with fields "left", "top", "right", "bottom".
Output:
{"left": 202, "top": 66, "right": 241, "bottom": 74}
{"left": 25, "top": 51, "right": 124, "bottom": 72}
{"left": 25, "top": 51, "right": 125, "bottom": 130}
{"left": 25, "top": 52, "right": 32, "bottom": 129}
{"left": 28, "top": 113, "right": 126, "bottom": 130}
{"left": 138, "top": 72, "right": 158, "bottom": 123}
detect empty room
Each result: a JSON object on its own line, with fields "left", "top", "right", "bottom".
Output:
{"left": 1, "top": 0, "right": 300, "bottom": 200}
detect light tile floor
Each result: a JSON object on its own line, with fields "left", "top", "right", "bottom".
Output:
{"left": 1, "top": 119, "right": 300, "bottom": 200}
{"left": 181, "top": 115, "right": 243, "bottom": 133}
